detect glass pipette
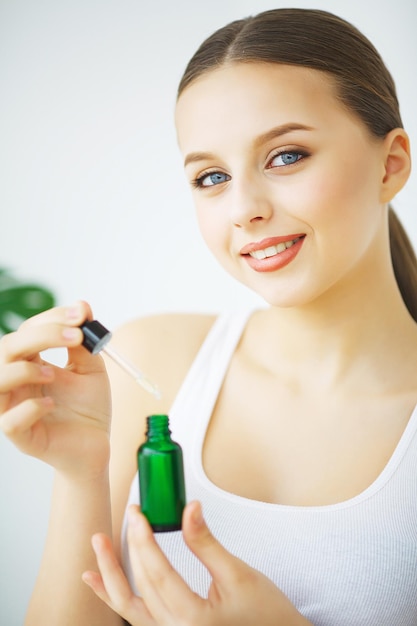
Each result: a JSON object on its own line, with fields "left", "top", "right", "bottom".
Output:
{"left": 80, "top": 320, "right": 161, "bottom": 400}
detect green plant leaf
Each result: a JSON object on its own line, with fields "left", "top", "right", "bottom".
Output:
{"left": 0, "top": 273, "right": 55, "bottom": 335}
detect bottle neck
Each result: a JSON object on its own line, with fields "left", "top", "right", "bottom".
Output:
{"left": 146, "top": 414, "right": 171, "bottom": 440}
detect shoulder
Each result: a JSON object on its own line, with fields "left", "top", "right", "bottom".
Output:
{"left": 109, "top": 311, "right": 217, "bottom": 411}
{"left": 112, "top": 311, "right": 216, "bottom": 371}
{"left": 113, "top": 311, "right": 217, "bottom": 349}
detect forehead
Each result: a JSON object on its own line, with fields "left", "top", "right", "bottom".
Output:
{"left": 175, "top": 62, "right": 355, "bottom": 151}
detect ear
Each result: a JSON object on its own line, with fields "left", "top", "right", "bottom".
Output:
{"left": 380, "top": 128, "right": 411, "bottom": 203}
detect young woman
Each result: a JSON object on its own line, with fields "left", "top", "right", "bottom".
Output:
{"left": 1, "top": 8, "right": 416, "bottom": 626}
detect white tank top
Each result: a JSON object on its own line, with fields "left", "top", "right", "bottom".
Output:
{"left": 121, "top": 310, "right": 417, "bottom": 625}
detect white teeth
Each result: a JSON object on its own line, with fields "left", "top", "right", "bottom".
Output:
{"left": 252, "top": 249, "right": 267, "bottom": 259}
{"left": 249, "top": 238, "right": 300, "bottom": 260}
{"left": 264, "top": 245, "right": 279, "bottom": 257}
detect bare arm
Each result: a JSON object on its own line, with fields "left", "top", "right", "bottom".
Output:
{"left": 0, "top": 303, "right": 123, "bottom": 626}
{"left": 26, "top": 471, "right": 123, "bottom": 626}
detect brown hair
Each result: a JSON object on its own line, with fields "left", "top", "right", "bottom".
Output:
{"left": 178, "top": 8, "right": 417, "bottom": 320}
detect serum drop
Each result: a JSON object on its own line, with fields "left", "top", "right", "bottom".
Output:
{"left": 138, "top": 414, "right": 186, "bottom": 532}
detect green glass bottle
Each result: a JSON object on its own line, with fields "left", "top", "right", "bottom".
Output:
{"left": 138, "top": 414, "right": 186, "bottom": 532}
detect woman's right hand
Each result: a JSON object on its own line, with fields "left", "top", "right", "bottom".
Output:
{"left": 0, "top": 301, "right": 112, "bottom": 480}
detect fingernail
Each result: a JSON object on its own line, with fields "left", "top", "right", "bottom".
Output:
{"left": 81, "top": 572, "right": 92, "bottom": 587}
{"left": 91, "top": 534, "right": 101, "bottom": 551}
{"left": 128, "top": 506, "right": 141, "bottom": 527}
{"left": 40, "top": 365, "right": 54, "bottom": 378}
{"left": 62, "top": 328, "right": 79, "bottom": 340}
{"left": 192, "top": 502, "right": 203, "bottom": 527}
{"left": 66, "top": 303, "right": 82, "bottom": 320}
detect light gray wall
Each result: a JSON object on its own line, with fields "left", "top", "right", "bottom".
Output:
{"left": 0, "top": 0, "right": 416, "bottom": 623}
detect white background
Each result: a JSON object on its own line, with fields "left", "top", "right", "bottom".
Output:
{"left": 0, "top": 0, "right": 416, "bottom": 623}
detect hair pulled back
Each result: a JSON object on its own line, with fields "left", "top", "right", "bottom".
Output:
{"left": 178, "top": 8, "right": 417, "bottom": 320}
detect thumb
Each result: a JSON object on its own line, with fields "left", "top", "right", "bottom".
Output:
{"left": 182, "top": 501, "right": 239, "bottom": 584}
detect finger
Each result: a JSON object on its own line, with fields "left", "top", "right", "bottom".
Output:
{"left": 127, "top": 506, "right": 205, "bottom": 622}
{"left": 182, "top": 501, "right": 240, "bottom": 585}
{"left": 85, "top": 533, "right": 154, "bottom": 625}
{"left": 0, "top": 396, "right": 54, "bottom": 444}
{"left": 33, "top": 300, "right": 96, "bottom": 368}
{"left": 28, "top": 300, "right": 106, "bottom": 373}
{"left": 0, "top": 300, "right": 91, "bottom": 363}
{"left": 0, "top": 322, "right": 84, "bottom": 363}
{"left": 0, "top": 362, "right": 54, "bottom": 393}
{"left": 19, "top": 300, "right": 92, "bottom": 330}
{"left": 81, "top": 570, "right": 110, "bottom": 603}
{"left": 0, "top": 301, "right": 105, "bottom": 373}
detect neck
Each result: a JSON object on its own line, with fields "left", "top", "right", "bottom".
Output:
{"left": 252, "top": 239, "right": 417, "bottom": 393}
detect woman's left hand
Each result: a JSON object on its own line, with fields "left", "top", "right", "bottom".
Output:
{"left": 83, "top": 501, "right": 311, "bottom": 626}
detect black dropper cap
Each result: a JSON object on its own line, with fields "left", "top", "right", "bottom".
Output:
{"left": 80, "top": 320, "right": 112, "bottom": 355}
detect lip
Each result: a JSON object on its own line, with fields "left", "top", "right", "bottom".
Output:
{"left": 241, "top": 235, "right": 305, "bottom": 273}
{"left": 239, "top": 234, "right": 306, "bottom": 255}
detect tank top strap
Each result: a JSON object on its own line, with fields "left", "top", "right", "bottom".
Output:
{"left": 168, "top": 308, "right": 254, "bottom": 439}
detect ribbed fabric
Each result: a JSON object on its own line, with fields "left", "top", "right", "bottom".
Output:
{"left": 121, "top": 310, "right": 417, "bottom": 625}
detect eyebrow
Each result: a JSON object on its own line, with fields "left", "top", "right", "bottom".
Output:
{"left": 183, "top": 122, "right": 315, "bottom": 168}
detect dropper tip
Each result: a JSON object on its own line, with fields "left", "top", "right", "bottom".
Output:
{"left": 136, "top": 376, "right": 162, "bottom": 400}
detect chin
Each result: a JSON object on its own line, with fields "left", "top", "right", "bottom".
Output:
{"left": 245, "top": 277, "right": 333, "bottom": 310}
{"left": 222, "top": 262, "right": 330, "bottom": 309}
{"left": 240, "top": 281, "right": 310, "bottom": 309}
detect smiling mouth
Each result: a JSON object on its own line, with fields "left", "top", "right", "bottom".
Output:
{"left": 247, "top": 237, "right": 303, "bottom": 260}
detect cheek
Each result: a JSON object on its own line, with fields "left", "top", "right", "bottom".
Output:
{"left": 293, "top": 154, "right": 382, "bottom": 236}
{"left": 196, "top": 207, "right": 226, "bottom": 254}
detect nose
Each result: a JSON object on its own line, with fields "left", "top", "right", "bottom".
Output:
{"left": 229, "top": 174, "right": 274, "bottom": 228}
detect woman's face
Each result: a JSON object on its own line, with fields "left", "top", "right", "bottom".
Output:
{"left": 175, "top": 62, "right": 387, "bottom": 308}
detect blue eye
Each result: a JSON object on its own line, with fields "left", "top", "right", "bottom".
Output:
{"left": 193, "top": 171, "right": 230, "bottom": 188}
{"left": 269, "top": 151, "right": 306, "bottom": 167}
